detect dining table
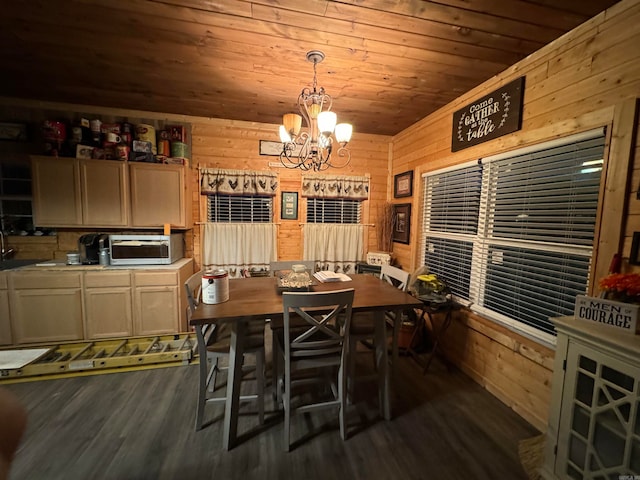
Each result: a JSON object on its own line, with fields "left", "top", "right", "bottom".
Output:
{"left": 189, "top": 273, "right": 423, "bottom": 450}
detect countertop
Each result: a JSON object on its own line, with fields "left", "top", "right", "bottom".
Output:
{"left": 13, "top": 257, "right": 193, "bottom": 272}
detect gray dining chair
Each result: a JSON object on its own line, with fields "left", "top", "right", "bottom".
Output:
{"left": 275, "top": 288, "right": 355, "bottom": 451}
{"left": 268, "top": 260, "right": 315, "bottom": 392}
{"left": 184, "top": 270, "right": 266, "bottom": 431}
{"left": 348, "top": 264, "right": 410, "bottom": 386}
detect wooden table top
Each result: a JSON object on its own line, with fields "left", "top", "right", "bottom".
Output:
{"left": 189, "top": 274, "right": 423, "bottom": 325}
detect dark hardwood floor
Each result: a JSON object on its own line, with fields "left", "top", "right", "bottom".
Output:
{"left": 4, "top": 351, "right": 539, "bottom": 480}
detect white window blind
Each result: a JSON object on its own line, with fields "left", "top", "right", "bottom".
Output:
{"left": 207, "top": 194, "right": 273, "bottom": 223}
{"left": 306, "top": 198, "right": 362, "bottom": 224}
{"left": 421, "top": 162, "right": 482, "bottom": 300}
{"left": 422, "top": 129, "right": 605, "bottom": 342}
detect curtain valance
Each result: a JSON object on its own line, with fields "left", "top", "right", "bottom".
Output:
{"left": 201, "top": 168, "right": 278, "bottom": 196}
{"left": 301, "top": 174, "right": 369, "bottom": 200}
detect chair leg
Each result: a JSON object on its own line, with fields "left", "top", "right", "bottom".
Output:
{"left": 283, "top": 368, "right": 291, "bottom": 452}
{"left": 195, "top": 355, "right": 209, "bottom": 431}
{"left": 256, "top": 349, "right": 265, "bottom": 425}
{"left": 271, "top": 333, "right": 279, "bottom": 401}
{"left": 208, "top": 357, "right": 220, "bottom": 393}
{"left": 338, "top": 362, "right": 348, "bottom": 441}
{"left": 347, "top": 337, "right": 357, "bottom": 399}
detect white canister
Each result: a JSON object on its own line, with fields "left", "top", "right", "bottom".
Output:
{"left": 202, "top": 270, "right": 229, "bottom": 304}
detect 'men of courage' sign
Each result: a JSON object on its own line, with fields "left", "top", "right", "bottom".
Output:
{"left": 574, "top": 295, "right": 639, "bottom": 334}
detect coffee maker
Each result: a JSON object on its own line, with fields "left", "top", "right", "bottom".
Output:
{"left": 78, "top": 233, "right": 109, "bottom": 264}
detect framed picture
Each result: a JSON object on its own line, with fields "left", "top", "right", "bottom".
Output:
{"left": 259, "top": 140, "right": 304, "bottom": 157}
{"left": 393, "top": 203, "right": 411, "bottom": 244}
{"left": 394, "top": 170, "right": 413, "bottom": 198}
{"left": 281, "top": 192, "right": 298, "bottom": 220}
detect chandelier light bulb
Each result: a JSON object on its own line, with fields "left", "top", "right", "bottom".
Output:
{"left": 317, "top": 111, "right": 337, "bottom": 135}
{"left": 279, "top": 125, "right": 292, "bottom": 143}
{"left": 335, "top": 123, "right": 353, "bottom": 144}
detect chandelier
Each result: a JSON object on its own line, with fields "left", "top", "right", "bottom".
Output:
{"left": 278, "top": 50, "right": 353, "bottom": 171}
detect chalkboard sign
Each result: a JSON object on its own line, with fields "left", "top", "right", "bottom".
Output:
{"left": 451, "top": 77, "right": 525, "bottom": 152}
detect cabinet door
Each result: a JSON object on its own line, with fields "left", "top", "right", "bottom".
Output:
{"left": 31, "top": 156, "right": 82, "bottom": 226}
{"left": 85, "top": 287, "right": 133, "bottom": 338}
{"left": 0, "top": 290, "right": 11, "bottom": 345}
{"left": 129, "top": 163, "right": 187, "bottom": 228}
{"left": 10, "top": 288, "right": 84, "bottom": 344}
{"left": 557, "top": 341, "right": 640, "bottom": 478}
{"left": 133, "top": 286, "right": 179, "bottom": 335}
{"left": 80, "top": 159, "right": 128, "bottom": 226}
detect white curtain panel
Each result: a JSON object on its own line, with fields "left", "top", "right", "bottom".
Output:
{"left": 303, "top": 224, "right": 364, "bottom": 274}
{"left": 202, "top": 223, "right": 277, "bottom": 278}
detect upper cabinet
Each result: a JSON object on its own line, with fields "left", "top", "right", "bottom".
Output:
{"left": 129, "top": 162, "right": 190, "bottom": 229}
{"left": 31, "top": 156, "right": 191, "bottom": 229}
{"left": 32, "top": 156, "right": 83, "bottom": 226}
{"left": 80, "top": 159, "right": 129, "bottom": 226}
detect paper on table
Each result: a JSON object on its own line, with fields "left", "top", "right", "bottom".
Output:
{"left": 0, "top": 348, "right": 51, "bottom": 369}
{"left": 313, "top": 271, "right": 352, "bottom": 283}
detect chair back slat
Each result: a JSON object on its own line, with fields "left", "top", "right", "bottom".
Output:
{"left": 270, "top": 260, "right": 315, "bottom": 277}
{"left": 282, "top": 289, "right": 354, "bottom": 363}
{"left": 380, "top": 265, "right": 409, "bottom": 292}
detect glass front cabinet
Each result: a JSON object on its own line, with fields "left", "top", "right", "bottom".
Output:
{"left": 541, "top": 316, "right": 640, "bottom": 479}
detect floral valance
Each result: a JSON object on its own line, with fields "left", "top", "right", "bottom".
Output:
{"left": 201, "top": 168, "right": 278, "bottom": 196}
{"left": 301, "top": 174, "right": 369, "bottom": 200}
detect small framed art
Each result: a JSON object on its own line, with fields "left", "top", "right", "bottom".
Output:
{"left": 281, "top": 192, "right": 298, "bottom": 220}
{"left": 393, "top": 203, "right": 411, "bottom": 244}
{"left": 394, "top": 170, "right": 413, "bottom": 198}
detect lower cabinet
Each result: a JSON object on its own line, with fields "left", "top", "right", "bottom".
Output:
{"left": 133, "top": 272, "right": 179, "bottom": 336}
{"left": 5, "top": 259, "right": 193, "bottom": 346}
{"left": 541, "top": 316, "right": 640, "bottom": 479}
{"left": 9, "top": 272, "right": 84, "bottom": 344}
{"left": 84, "top": 271, "right": 133, "bottom": 339}
{"left": 0, "top": 272, "right": 11, "bottom": 345}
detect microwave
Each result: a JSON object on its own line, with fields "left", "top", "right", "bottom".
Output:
{"left": 108, "top": 234, "right": 184, "bottom": 265}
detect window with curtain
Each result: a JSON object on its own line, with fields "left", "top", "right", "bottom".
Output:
{"left": 421, "top": 129, "right": 605, "bottom": 344}
{"left": 301, "top": 174, "right": 369, "bottom": 273}
{"left": 200, "top": 168, "right": 278, "bottom": 277}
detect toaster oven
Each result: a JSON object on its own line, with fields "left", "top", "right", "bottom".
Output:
{"left": 108, "top": 234, "right": 184, "bottom": 265}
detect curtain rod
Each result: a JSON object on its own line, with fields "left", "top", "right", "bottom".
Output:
{"left": 298, "top": 223, "right": 375, "bottom": 227}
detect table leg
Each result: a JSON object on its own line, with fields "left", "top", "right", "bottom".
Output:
{"left": 374, "top": 310, "right": 391, "bottom": 420}
{"left": 223, "top": 319, "right": 246, "bottom": 451}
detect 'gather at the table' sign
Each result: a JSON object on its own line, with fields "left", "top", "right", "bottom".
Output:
{"left": 451, "top": 76, "right": 525, "bottom": 152}
{"left": 574, "top": 295, "right": 639, "bottom": 334}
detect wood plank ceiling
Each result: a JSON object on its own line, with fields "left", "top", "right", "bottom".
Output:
{"left": 0, "top": 0, "right": 621, "bottom": 136}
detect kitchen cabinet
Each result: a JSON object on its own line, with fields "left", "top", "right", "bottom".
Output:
{"left": 129, "top": 162, "right": 190, "bottom": 228}
{"left": 31, "top": 156, "right": 190, "bottom": 229}
{"left": 0, "top": 272, "right": 11, "bottom": 345}
{"left": 132, "top": 271, "right": 179, "bottom": 335}
{"left": 80, "top": 159, "right": 128, "bottom": 226}
{"left": 31, "top": 156, "right": 82, "bottom": 226}
{"left": 9, "top": 271, "right": 84, "bottom": 344}
{"left": 4, "top": 259, "right": 193, "bottom": 346}
{"left": 31, "top": 156, "right": 128, "bottom": 228}
{"left": 540, "top": 316, "right": 640, "bottom": 479}
{"left": 84, "top": 271, "right": 133, "bottom": 339}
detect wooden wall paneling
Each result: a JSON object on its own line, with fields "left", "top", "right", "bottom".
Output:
{"left": 592, "top": 99, "right": 638, "bottom": 291}
{"left": 391, "top": 0, "right": 640, "bottom": 429}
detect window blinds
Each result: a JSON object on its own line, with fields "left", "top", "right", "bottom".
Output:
{"left": 422, "top": 128, "right": 605, "bottom": 342}
{"left": 306, "top": 198, "right": 362, "bottom": 224}
{"left": 207, "top": 194, "right": 273, "bottom": 223}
